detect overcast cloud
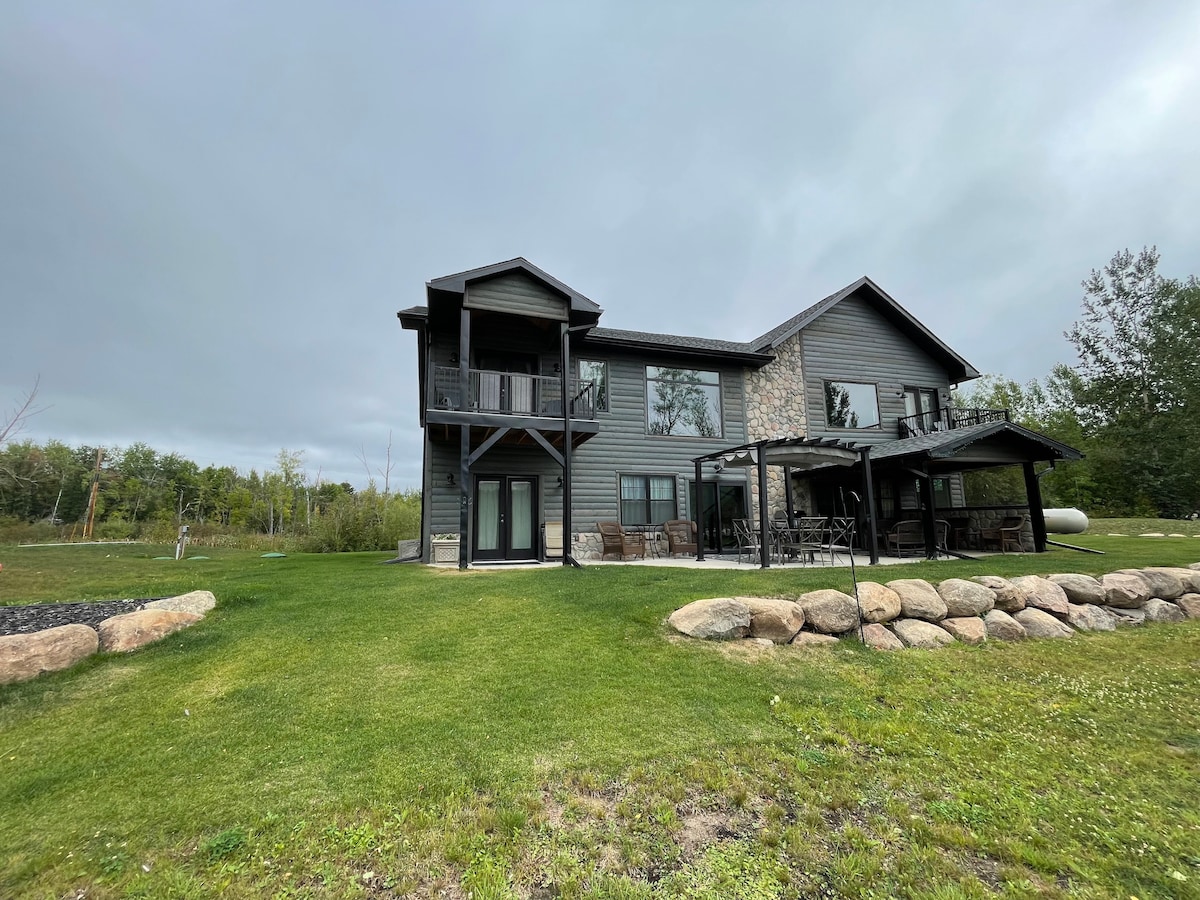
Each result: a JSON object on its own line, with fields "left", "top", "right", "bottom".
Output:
{"left": 3, "top": 1, "right": 1198, "bottom": 489}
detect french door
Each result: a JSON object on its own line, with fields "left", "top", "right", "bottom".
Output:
{"left": 473, "top": 476, "right": 537, "bottom": 561}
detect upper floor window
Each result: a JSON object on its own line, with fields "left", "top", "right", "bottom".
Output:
{"left": 824, "top": 381, "right": 880, "bottom": 429}
{"left": 646, "top": 367, "right": 722, "bottom": 437}
{"left": 577, "top": 359, "right": 608, "bottom": 412}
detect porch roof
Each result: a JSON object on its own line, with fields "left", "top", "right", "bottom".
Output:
{"left": 861, "top": 420, "right": 1083, "bottom": 467}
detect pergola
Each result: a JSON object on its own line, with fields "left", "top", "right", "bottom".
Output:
{"left": 692, "top": 437, "right": 866, "bottom": 568}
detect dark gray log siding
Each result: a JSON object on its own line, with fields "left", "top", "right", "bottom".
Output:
{"left": 464, "top": 273, "right": 568, "bottom": 321}
{"left": 567, "top": 351, "right": 749, "bottom": 525}
{"left": 802, "top": 295, "right": 952, "bottom": 444}
{"left": 427, "top": 440, "right": 564, "bottom": 539}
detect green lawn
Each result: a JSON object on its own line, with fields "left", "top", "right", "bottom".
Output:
{"left": 1, "top": 538, "right": 1199, "bottom": 899}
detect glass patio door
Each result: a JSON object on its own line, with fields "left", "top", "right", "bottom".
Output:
{"left": 473, "top": 476, "right": 536, "bottom": 561}
{"left": 689, "top": 482, "right": 746, "bottom": 553}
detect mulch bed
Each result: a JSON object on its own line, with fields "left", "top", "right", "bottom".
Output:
{"left": 0, "top": 599, "right": 167, "bottom": 637}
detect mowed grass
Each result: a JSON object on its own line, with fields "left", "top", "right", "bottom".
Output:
{"left": 0, "top": 538, "right": 1198, "bottom": 899}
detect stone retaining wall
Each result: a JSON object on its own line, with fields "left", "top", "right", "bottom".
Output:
{"left": 667, "top": 565, "right": 1200, "bottom": 650}
{"left": 0, "top": 591, "right": 216, "bottom": 686}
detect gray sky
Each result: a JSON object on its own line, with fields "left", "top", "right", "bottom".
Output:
{"left": 3, "top": 1, "right": 1198, "bottom": 489}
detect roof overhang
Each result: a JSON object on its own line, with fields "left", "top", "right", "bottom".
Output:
{"left": 844, "top": 421, "right": 1083, "bottom": 472}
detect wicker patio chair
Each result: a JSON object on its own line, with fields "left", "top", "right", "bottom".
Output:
{"left": 663, "top": 519, "right": 698, "bottom": 557}
{"left": 597, "top": 521, "right": 646, "bottom": 560}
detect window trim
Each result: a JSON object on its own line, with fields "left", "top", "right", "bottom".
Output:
{"left": 618, "top": 473, "right": 678, "bottom": 526}
{"left": 644, "top": 365, "right": 724, "bottom": 438}
{"left": 822, "top": 379, "right": 882, "bottom": 430}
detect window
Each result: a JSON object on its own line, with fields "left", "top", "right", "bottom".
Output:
{"left": 646, "top": 366, "right": 722, "bottom": 437}
{"left": 577, "top": 359, "right": 608, "bottom": 412}
{"left": 903, "top": 386, "right": 939, "bottom": 432}
{"left": 823, "top": 381, "right": 880, "bottom": 429}
{"left": 620, "top": 474, "right": 677, "bottom": 525}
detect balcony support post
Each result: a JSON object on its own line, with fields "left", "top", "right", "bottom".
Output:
{"left": 458, "top": 306, "right": 471, "bottom": 569}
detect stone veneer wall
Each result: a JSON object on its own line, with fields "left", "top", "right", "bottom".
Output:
{"left": 743, "top": 332, "right": 810, "bottom": 519}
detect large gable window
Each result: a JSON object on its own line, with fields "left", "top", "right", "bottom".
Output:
{"left": 824, "top": 381, "right": 880, "bottom": 429}
{"left": 646, "top": 367, "right": 722, "bottom": 437}
{"left": 620, "top": 474, "right": 677, "bottom": 525}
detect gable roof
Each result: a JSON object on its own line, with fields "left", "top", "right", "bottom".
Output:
{"left": 426, "top": 257, "right": 602, "bottom": 316}
{"left": 750, "top": 276, "right": 980, "bottom": 383}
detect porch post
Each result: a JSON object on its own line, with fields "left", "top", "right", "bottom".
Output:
{"left": 694, "top": 458, "right": 705, "bottom": 561}
{"left": 860, "top": 447, "right": 879, "bottom": 565}
{"left": 458, "top": 306, "right": 471, "bottom": 569}
{"left": 756, "top": 442, "right": 770, "bottom": 568}
{"left": 1023, "top": 461, "right": 1048, "bottom": 552}
{"left": 560, "top": 323, "right": 574, "bottom": 567}
{"left": 920, "top": 463, "right": 938, "bottom": 560}
{"left": 783, "top": 465, "right": 795, "bottom": 527}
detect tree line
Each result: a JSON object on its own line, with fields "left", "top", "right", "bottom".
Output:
{"left": 0, "top": 441, "right": 420, "bottom": 551}
{"left": 956, "top": 247, "right": 1200, "bottom": 517}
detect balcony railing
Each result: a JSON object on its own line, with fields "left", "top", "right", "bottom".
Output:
{"left": 897, "top": 406, "right": 1010, "bottom": 439}
{"left": 432, "top": 366, "right": 597, "bottom": 420}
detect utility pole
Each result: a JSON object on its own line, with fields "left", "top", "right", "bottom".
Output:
{"left": 82, "top": 448, "right": 103, "bottom": 540}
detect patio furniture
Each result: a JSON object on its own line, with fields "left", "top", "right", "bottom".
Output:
{"left": 732, "top": 518, "right": 765, "bottom": 564}
{"left": 663, "top": 519, "right": 698, "bottom": 557}
{"left": 979, "top": 515, "right": 1027, "bottom": 553}
{"left": 543, "top": 521, "right": 564, "bottom": 560}
{"left": 778, "top": 516, "right": 827, "bottom": 565}
{"left": 824, "top": 517, "right": 857, "bottom": 565}
{"left": 597, "top": 522, "right": 646, "bottom": 560}
{"left": 885, "top": 520, "right": 925, "bottom": 558}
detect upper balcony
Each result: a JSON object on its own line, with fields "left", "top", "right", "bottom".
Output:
{"left": 897, "top": 406, "right": 1010, "bottom": 440}
{"left": 431, "top": 366, "right": 598, "bottom": 421}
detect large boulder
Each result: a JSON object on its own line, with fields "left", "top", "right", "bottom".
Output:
{"left": 1010, "top": 576, "right": 1070, "bottom": 616}
{"left": 1123, "top": 568, "right": 1184, "bottom": 601}
{"left": 0, "top": 624, "right": 99, "bottom": 686}
{"left": 739, "top": 597, "right": 804, "bottom": 644}
{"left": 1148, "top": 567, "right": 1200, "bottom": 594}
{"left": 890, "top": 618, "right": 955, "bottom": 649}
{"left": 887, "top": 579, "right": 947, "bottom": 621}
{"left": 1046, "top": 574, "right": 1105, "bottom": 606}
{"left": 940, "top": 616, "right": 987, "bottom": 645}
{"left": 984, "top": 609, "right": 1027, "bottom": 641}
{"left": 98, "top": 609, "right": 203, "bottom": 652}
{"left": 1066, "top": 603, "right": 1118, "bottom": 632}
{"left": 790, "top": 631, "right": 840, "bottom": 648}
{"left": 143, "top": 590, "right": 217, "bottom": 617}
{"left": 936, "top": 579, "right": 995, "bottom": 617}
{"left": 1177, "top": 594, "right": 1200, "bottom": 619}
{"left": 799, "top": 589, "right": 860, "bottom": 634}
{"left": 1012, "top": 608, "right": 1074, "bottom": 639}
{"left": 1142, "top": 598, "right": 1185, "bottom": 624}
{"left": 668, "top": 598, "right": 751, "bottom": 640}
{"left": 859, "top": 623, "right": 904, "bottom": 651}
{"left": 971, "top": 575, "right": 1028, "bottom": 613}
{"left": 1104, "top": 606, "right": 1147, "bottom": 626}
{"left": 1101, "top": 573, "right": 1151, "bottom": 608}
{"left": 855, "top": 582, "right": 902, "bottom": 623}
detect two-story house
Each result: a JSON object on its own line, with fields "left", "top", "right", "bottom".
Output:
{"left": 398, "top": 258, "right": 1080, "bottom": 566}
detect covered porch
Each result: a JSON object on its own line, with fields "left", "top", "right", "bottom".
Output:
{"left": 692, "top": 422, "right": 1083, "bottom": 567}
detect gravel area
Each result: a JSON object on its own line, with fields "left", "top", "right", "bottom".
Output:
{"left": 0, "top": 599, "right": 168, "bottom": 636}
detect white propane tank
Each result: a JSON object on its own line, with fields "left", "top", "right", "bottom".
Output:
{"left": 1043, "top": 508, "right": 1088, "bottom": 534}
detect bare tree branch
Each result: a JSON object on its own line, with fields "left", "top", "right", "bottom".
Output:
{"left": 1, "top": 376, "right": 46, "bottom": 447}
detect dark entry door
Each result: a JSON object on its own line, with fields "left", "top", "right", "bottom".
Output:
{"left": 690, "top": 482, "right": 746, "bottom": 553}
{"left": 474, "top": 476, "right": 537, "bottom": 561}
